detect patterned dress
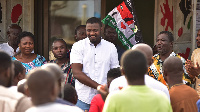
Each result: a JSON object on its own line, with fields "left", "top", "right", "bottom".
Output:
{"left": 148, "top": 52, "right": 191, "bottom": 86}
{"left": 49, "top": 59, "right": 75, "bottom": 87}
{"left": 12, "top": 54, "right": 47, "bottom": 74}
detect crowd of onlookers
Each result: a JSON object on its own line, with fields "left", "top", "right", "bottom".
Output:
{"left": 0, "top": 17, "right": 200, "bottom": 112}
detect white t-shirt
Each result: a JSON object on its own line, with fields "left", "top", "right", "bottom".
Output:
{"left": 109, "top": 75, "right": 170, "bottom": 101}
{"left": 25, "top": 102, "right": 83, "bottom": 112}
{"left": 70, "top": 38, "right": 119, "bottom": 104}
{"left": 0, "top": 43, "right": 16, "bottom": 56}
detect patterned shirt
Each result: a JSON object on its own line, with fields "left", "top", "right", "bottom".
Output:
{"left": 12, "top": 54, "right": 47, "bottom": 74}
{"left": 50, "top": 59, "right": 75, "bottom": 87}
{"left": 148, "top": 52, "right": 191, "bottom": 86}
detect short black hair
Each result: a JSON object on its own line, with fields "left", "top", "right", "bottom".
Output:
{"left": 75, "top": 25, "right": 86, "bottom": 35}
{"left": 63, "top": 83, "right": 77, "bottom": 104}
{"left": 7, "top": 24, "right": 22, "bottom": 34}
{"left": 18, "top": 31, "right": 35, "bottom": 45}
{"left": 52, "top": 38, "right": 67, "bottom": 48}
{"left": 158, "top": 31, "right": 174, "bottom": 42}
{"left": 107, "top": 68, "right": 121, "bottom": 79}
{"left": 121, "top": 50, "right": 147, "bottom": 82}
{"left": 0, "top": 51, "right": 12, "bottom": 72}
{"left": 13, "top": 60, "right": 24, "bottom": 78}
{"left": 86, "top": 17, "right": 102, "bottom": 27}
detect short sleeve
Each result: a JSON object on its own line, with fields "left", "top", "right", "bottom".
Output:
{"left": 70, "top": 42, "right": 83, "bottom": 64}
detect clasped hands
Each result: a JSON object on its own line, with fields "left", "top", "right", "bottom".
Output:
{"left": 185, "top": 59, "right": 200, "bottom": 79}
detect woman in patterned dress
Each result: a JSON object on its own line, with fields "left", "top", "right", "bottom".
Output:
{"left": 12, "top": 31, "right": 47, "bottom": 74}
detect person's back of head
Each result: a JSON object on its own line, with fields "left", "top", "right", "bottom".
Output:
{"left": 63, "top": 83, "right": 78, "bottom": 104}
{"left": 0, "top": 51, "right": 13, "bottom": 87}
{"left": 120, "top": 49, "right": 147, "bottom": 84}
{"left": 41, "top": 63, "right": 64, "bottom": 98}
{"left": 163, "top": 56, "right": 183, "bottom": 87}
{"left": 13, "top": 60, "right": 25, "bottom": 86}
{"left": 26, "top": 68, "right": 58, "bottom": 106}
{"left": 17, "top": 79, "right": 29, "bottom": 96}
{"left": 41, "top": 62, "right": 63, "bottom": 80}
{"left": 107, "top": 68, "right": 121, "bottom": 88}
{"left": 132, "top": 43, "right": 153, "bottom": 66}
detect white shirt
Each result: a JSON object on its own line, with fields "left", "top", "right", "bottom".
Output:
{"left": 26, "top": 102, "right": 83, "bottom": 112}
{"left": 70, "top": 37, "right": 119, "bottom": 104}
{"left": 109, "top": 75, "right": 170, "bottom": 101}
{"left": 0, "top": 86, "right": 23, "bottom": 112}
{"left": 0, "top": 43, "right": 16, "bottom": 56}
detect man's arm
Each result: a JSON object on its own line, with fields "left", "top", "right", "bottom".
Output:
{"left": 71, "top": 63, "right": 100, "bottom": 89}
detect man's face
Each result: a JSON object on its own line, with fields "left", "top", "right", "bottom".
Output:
{"left": 196, "top": 30, "right": 200, "bottom": 48}
{"left": 75, "top": 27, "right": 86, "bottom": 41}
{"left": 86, "top": 23, "right": 101, "bottom": 45}
{"left": 104, "top": 27, "right": 118, "bottom": 44}
{"left": 8, "top": 28, "right": 22, "bottom": 46}
{"left": 156, "top": 34, "right": 172, "bottom": 55}
{"left": 52, "top": 41, "right": 67, "bottom": 59}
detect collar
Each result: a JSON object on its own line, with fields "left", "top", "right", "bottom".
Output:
{"left": 87, "top": 37, "right": 102, "bottom": 46}
{"left": 155, "top": 51, "right": 176, "bottom": 59}
{"left": 6, "top": 42, "right": 14, "bottom": 51}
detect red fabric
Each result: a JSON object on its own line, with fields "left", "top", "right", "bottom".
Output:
{"left": 89, "top": 94, "right": 105, "bottom": 112}
{"left": 160, "top": 0, "right": 173, "bottom": 31}
{"left": 117, "top": 1, "right": 134, "bottom": 26}
{"left": 178, "top": 47, "right": 190, "bottom": 60}
{"left": 11, "top": 4, "right": 22, "bottom": 23}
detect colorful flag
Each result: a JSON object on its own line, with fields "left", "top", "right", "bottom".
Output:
{"left": 102, "top": 0, "right": 142, "bottom": 49}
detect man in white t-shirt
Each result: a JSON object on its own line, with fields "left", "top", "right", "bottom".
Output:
{"left": 25, "top": 68, "right": 82, "bottom": 112}
{"left": 70, "top": 17, "right": 119, "bottom": 111}
{"left": 109, "top": 43, "right": 170, "bottom": 100}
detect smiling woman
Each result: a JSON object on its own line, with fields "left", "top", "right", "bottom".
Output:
{"left": 11, "top": 31, "right": 47, "bottom": 74}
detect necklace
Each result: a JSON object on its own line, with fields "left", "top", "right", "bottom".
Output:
{"left": 170, "top": 83, "right": 184, "bottom": 89}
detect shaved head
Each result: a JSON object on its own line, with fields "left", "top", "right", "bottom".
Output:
{"left": 41, "top": 63, "right": 64, "bottom": 98}
{"left": 41, "top": 63, "right": 63, "bottom": 81}
{"left": 121, "top": 49, "right": 147, "bottom": 83}
{"left": 132, "top": 43, "right": 153, "bottom": 66}
{"left": 163, "top": 56, "right": 183, "bottom": 84}
{"left": 27, "top": 68, "right": 58, "bottom": 105}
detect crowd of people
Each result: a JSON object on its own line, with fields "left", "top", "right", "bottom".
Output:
{"left": 0, "top": 16, "right": 200, "bottom": 112}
